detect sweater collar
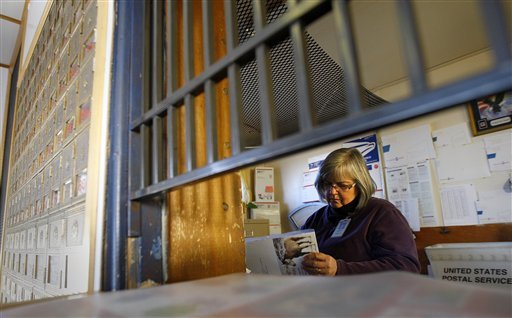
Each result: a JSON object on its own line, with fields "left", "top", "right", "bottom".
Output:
{"left": 327, "top": 196, "right": 359, "bottom": 222}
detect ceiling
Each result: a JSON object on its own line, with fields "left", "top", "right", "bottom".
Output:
{"left": 308, "top": 0, "right": 512, "bottom": 92}
{"left": 1, "top": 1, "right": 510, "bottom": 91}
{"left": 0, "top": 0, "right": 24, "bottom": 69}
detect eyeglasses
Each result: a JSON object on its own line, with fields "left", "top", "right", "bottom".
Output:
{"left": 324, "top": 182, "right": 356, "bottom": 193}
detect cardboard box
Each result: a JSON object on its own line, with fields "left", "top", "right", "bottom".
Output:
{"left": 244, "top": 219, "right": 269, "bottom": 238}
{"left": 425, "top": 242, "right": 512, "bottom": 289}
{"left": 254, "top": 167, "right": 274, "bottom": 202}
{"left": 251, "top": 202, "right": 281, "bottom": 234}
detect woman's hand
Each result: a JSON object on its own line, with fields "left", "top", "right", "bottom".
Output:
{"left": 302, "top": 252, "right": 337, "bottom": 276}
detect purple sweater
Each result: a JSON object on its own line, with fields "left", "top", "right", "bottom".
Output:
{"left": 302, "top": 197, "right": 420, "bottom": 275}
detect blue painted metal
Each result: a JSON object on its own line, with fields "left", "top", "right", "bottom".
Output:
{"left": 104, "top": 0, "right": 133, "bottom": 291}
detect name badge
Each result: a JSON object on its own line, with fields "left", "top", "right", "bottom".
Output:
{"left": 331, "top": 218, "right": 351, "bottom": 238}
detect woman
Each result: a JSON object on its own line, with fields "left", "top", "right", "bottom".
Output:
{"left": 301, "top": 148, "right": 420, "bottom": 276}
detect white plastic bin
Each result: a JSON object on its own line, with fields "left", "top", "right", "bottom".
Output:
{"left": 425, "top": 242, "right": 512, "bottom": 289}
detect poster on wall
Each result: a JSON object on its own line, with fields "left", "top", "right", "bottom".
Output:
{"left": 342, "top": 134, "right": 386, "bottom": 199}
{"left": 467, "top": 90, "right": 512, "bottom": 136}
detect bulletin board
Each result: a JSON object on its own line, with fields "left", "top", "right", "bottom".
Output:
{"left": 0, "top": 0, "right": 105, "bottom": 304}
{"left": 296, "top": 109, "right": 511, "bottom": 231}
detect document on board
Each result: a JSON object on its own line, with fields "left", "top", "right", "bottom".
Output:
{"left": 381, "top": 125, "right": 436, "bottom": 168}
{"left": 385, "top": 161, "right": 439, "bottom": 227}
{"left": 483, "top": 131, "right": 512, "bottom": 172}
{"left": 440, "top": 184, "right": 479, "bottom": 226}
{"left": 393, "top": 198, "right": 421, "bottom": 231}
{"left": 432, "top": 123, "right": 471, "bottom": 149}
{"left": 435, "top": 141, "right": 491, "bottom": 183}
{"left": 301, "top": 185, "right": 319, "bottom": 203}
{"left": 475, "top": 189, "right": 512, "bottom": 224}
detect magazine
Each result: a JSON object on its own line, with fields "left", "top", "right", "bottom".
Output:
{"left": 245, "top": 229, "right": 319, "bottom": 275}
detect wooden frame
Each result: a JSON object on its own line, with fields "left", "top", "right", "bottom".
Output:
{"left": 467, "top": 90, "right": 512, "bottom": 136}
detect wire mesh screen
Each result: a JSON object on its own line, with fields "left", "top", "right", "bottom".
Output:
{"left": 236, "top": 0, "right": 387, "bottom": 144}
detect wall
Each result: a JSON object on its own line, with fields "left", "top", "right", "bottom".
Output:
{"left": 1, "top": 0, "right": 113, "bottom": 303}
{"left": 266, "top": 50, "right": 510, "bottom": 232}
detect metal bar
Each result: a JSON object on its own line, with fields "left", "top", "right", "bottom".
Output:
{"left": 128, "top": 0, "right": 144, "bottom": 193}
{"left": 152, "top": 0, "right": 161, "bottom": 105}
{"left": 139, "top": 199, "right": 164, "bottom": 285}
{"left": 204, "top": 81, "right": 217, "bottom": 163}
{"left": 224, "top": 0, "right": 245, "bottom": 155}
{"left": 143, "top": 1, "right": 151, "bottom": 112}
{"left": 141, "top": 124, "right": 151, "bottom": 188}
{"left": 131, "top": 67, "right": 512, "bottom": 200}
{"left": 131, "top": 0, "right": 331, "bottom": 130}
{"left": 103, "top": 0, "right": 135, "bottom": 291}
{"left": 152, "top": 116, "right": 163, "bottom": 184}
{"left": 184, "top": 94, "right": 196, "bottom": 172}
{"left": 183, "top": 0, "right": 194, "bottom": 82}
{"left": 202, "top": 0, "right": 214, "bottom": 68}
{"left": 396, "top": 0, "right": 427, "bottom": 94}
{"left": 166, "top": 0, "right": 178, "bottom": 96}
{"left": 253, "top": 0, "right": 277, "bottom": 144}
{"left": 151, "top": 0, "right": 163, "bottom": 184}
{"left": 166, "top": 106, "right": 178, "bottom": 178}
{"left": 479, "top": 0, "right": 511, "bottom": 65}
{"left": 288, "top": 0, "right": 315, "bottom": 132}
{"left": 166, "top": 0, "right": 178, "bottom": 178}
{"left": 202, "top": 0, "right": 218, "bottom": 164}
{"left": 331, "top": 0, "right": 364, "bottom": 113}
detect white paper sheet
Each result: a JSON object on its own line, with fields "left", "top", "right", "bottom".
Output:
{"left": 385, "top": 161, "right": 438, "bottom": 227}
{"left": 475, "top": 189, "right": 512, "bottom": 224}
{"left": 386, "top": 167, "right": 411, "bottom": 201}
{"left": 440, "top": 184, "right": 479, "bottom": 226}
{"left": 301, "top": 185, "right": 319, "bottom": 203}
{"left": 483, "top": 131, "right": 512, "bottom": 172}
{"left": 435, "top": 141, "right": 491, "bottom": 183}
{"left": 382, "top": 125, "right": 436, "bottom": 168}
{"left": 393, "top": 198, "right": 421, "bottom": 231}
{"left": 302, "top": 170, "right": 317, "bottom": 186}
{"left": 432, "top": 123, "right": 472, "bottom": 149}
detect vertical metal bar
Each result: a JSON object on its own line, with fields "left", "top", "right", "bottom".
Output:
{"left": 143, "top": 1, "right": 151, "bottom": 112}
{"left": 288, "top": 0, "right": 315, "bottom": 132}
{"left": 151, "top": 0, "right": 163, "bottom": 184}
{"left": 202, "top": 0, "right": 218, "bottom": 164}
{"left": 183, "top": 0, "right": 194, "bottom": 82}
{"left": 141, "top": 124, "right": 151, "bottom": 188}
{"left": 152, "top": 117, "right": 163, "bottom": 183}
{"left": 104, "top": 0, "right": 137, "bottom": 291}
{"left": 396, "top": 0, "right": 427, "bottom": 94}
{"left": 166, "top": 106, "right": 178, "bottom": 178}
{"left": 224, "top": 0, "right": 244, "bottom": 155}
{"left": 166, "top": 0, "right": 178, "bottom": 177}
{"left": 331, "top": 0, "right": 364, "bottom": 114}
{"left": 184, "top": 94, "right": 196, "bottom": 172}
{"left": 140, "top": 1, "right": 151, "bottom": 189}
{"left": 253, "top": 0, "right": 277, "bottom": 144}
{"left": 479, "top": 0, "right": 511, "bottom": 65}
{"left": 166, "top": 0, "right": 178, "bottom": 97}
{"left": 183, "top": 0, "right": 195, "bottom": 171}
{"left": 152, "top": 0, "right": 163, "bottom": 105}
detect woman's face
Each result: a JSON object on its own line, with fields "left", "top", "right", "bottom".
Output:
{"left": 324, "top": 177, "right": 358, "bottom": 208}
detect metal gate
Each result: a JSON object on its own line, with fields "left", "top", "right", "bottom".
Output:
{"left": 107, "top": 0, "right": 512, "bottom": 290}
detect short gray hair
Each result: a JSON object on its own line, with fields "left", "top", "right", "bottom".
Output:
{"left": 314, "top": 148, "right": 376, "bottom": 210}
